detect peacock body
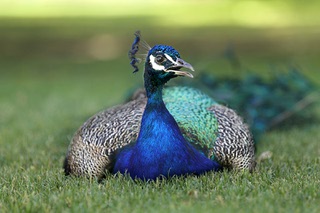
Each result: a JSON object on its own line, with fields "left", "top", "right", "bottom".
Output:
{"left": 64, "top": 33, "right": 255, "bottom": 180}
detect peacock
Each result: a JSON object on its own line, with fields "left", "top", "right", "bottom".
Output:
{"left": 63, "top": 31, "right": 255, "bottom": 180}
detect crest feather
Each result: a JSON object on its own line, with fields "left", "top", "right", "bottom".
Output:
{"left": 128, "top": 31, "right": 151, "bottom": 73}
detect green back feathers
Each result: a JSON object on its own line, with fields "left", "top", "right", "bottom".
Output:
{"left": 163, "top": 87, "right": 219, "bottom": 158}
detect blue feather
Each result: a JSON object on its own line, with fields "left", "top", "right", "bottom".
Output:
{"left": 114, "top": 97, "right": 221, "bottom": 180}
{"left": 114, "top": 44, "right": 221, "bottom": 180}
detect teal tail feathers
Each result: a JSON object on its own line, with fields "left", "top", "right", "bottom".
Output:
{"left": 182, "top": 68, "right": 318, "bottom": 140}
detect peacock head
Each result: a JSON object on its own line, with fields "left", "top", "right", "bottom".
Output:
{"left": 145, "top": 44, "right": 194, "bottom": 82}
{"left": 128, "top": 31, "right": 194, "bottom": 86}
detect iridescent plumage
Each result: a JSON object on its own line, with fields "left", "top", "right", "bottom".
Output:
{"left": 64, "top": 32, "right": 255, "bottom": 180}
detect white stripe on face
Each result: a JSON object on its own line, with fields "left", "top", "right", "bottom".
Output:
{"left": 164, "top": 53, "right": 176, "bottom": 64}
{"left": 149, "top": 55, "right": 165, "bottom": 71}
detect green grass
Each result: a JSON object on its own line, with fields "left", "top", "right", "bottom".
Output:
{"left": 0, "top": 16, "right": 320, "bottom": 212}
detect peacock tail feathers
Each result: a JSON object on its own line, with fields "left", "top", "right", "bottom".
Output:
{"left": 175, "top": 66, "right": 317, "bottom": 140}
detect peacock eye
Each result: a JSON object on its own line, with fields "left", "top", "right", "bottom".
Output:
{"left": 155, "top": 55, "right": 166, "bottom": 64}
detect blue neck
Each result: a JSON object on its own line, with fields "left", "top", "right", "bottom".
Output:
{"left": 139, "top": 83, "right": 183, "bottom": 150}
{"left": 139, "top": 69, "right": 185, "bottom": 157}
{"left": 143, "top": 67, "right": 166, "bottom": 100}
{"left": 113, "top": 66, "right": 221, "bottom": 180}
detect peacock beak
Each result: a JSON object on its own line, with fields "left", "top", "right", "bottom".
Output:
{"left": 164, "top": 58, "right": 195, "bottom": 78}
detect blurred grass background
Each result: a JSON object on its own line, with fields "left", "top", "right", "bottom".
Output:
{"left": 0, "top": 0, "right": 320, "bottom": 212}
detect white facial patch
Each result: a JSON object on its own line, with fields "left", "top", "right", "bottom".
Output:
{"left": 149, "top": 55, "right": 165, "bottom": 71}
{"left": 164, "top": 53, "right": 176, "bottom": 64}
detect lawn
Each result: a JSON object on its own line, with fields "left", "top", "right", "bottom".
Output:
{"left": 1, "top": 2, "right": 320, "bottom": 212}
